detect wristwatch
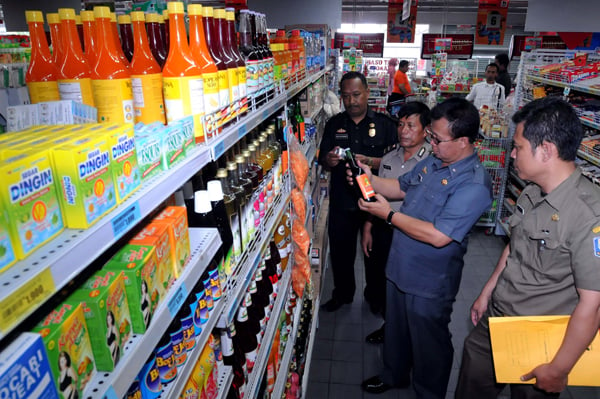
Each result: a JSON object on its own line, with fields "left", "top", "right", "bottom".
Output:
{"left": 386, "top": 210, "right": 396, "bottom": 226}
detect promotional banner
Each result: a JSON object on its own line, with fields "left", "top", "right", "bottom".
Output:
{"left": 387, "top": 0, "right": 418, "bottom": 43}
{"left": 475, "top": 0, "right": 509, "bottom": 45}
{"left": 334, "top": 33, "right": 385, "bottom": 57}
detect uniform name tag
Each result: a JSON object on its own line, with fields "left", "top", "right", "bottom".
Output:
{"left": 383, "top": 164, "right": 391, "bottom": 170}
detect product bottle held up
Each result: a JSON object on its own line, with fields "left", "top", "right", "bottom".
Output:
{"left": 57, "top": 8, "right": 95, "bottom": 107}
{"left": 188, "top": 4, "right": 220, "bottom": 139}
{"left": 90, "top": 6, "right": 134, "bottom": 124}
{"left": 162, "top": 1, "right": 205, "bottom": 143}
{"left": 346, "top": 149, "right": 376, "bottom": 202}
{"left": 130, "top": 11, "right": 165, "bottom": 124}
{"left": 24, "top": 10, "right": 60, "bottom": 103}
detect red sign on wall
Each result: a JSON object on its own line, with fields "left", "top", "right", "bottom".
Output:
{"left": 334, "top": 33, "right": 385, "bottom": 57}
{"left": 475, "top": 0, "right": 509, "bottom": 45}
{"left": 421, "top": 34, "right": 474, "bottom": 59}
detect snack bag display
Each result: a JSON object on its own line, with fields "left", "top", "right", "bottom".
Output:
{"left": 69, "top": 271, "right": 132, "bottom": 371}
{"left": 32, "top": 303, "right": 96, "bottom": 399}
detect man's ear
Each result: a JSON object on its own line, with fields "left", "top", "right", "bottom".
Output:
{"left": 540, "top": 140, "right": 558, "bottom": 161}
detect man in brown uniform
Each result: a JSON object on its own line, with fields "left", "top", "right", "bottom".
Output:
{"left": 456, "top": 97, "right": 600, "bottom": 398}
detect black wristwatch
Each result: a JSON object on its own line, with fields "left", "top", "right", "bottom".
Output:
{"left": 386, "top": 210, "right": 396, "bottom": 226}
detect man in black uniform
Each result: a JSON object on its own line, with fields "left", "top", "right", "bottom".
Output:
{"left": 319, "top": 71, "right": 397, "bottom": 312}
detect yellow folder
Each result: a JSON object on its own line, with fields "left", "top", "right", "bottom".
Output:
{"left": 489, "top": 315, "right": 600, "bottom": 386}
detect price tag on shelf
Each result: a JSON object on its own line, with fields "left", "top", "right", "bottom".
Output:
{"left": 111, "top": 202, "right": 141, "bottom": 240}
{"left": 238, "top": 124, "right": 247, "bottom": 139}
{"left": 0, "top": 268, "right": 55, "bottom": 332}
{"left": 167, "top": 282, "right": 189, "bottom": 318}
{"left": 214, "top": 141, "right": 225, "bottom": 159}
{"left": 262, "top": 109, "right": 269, "bottom": 121}
{"left": 103, "top": 386, "right": 118, "bottom": 399}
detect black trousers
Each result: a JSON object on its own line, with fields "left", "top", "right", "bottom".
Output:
{"left": 328, "top": 207, "right": 364, "bottom": 302}
{"left": 455, "top": 312, "right": 561, "bottom": 399}
{"left": 363, "top": 219, "right": 393, "bottom": 315}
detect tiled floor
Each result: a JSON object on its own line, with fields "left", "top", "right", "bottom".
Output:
{"left": 305, "top": 227, "right": 600, "bottom": 399}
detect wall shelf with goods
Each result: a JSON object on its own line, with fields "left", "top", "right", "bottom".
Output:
{"left": 367, "top": 74, "right": 389, "bottom": 113}
{"left": 499, "top": 49, "right": 600, "bottom": 233}
{"left": 0, "top": 61, "right": 332, "bottom": 399}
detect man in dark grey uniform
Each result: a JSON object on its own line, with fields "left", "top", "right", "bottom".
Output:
{"left": 362, "top": 102, "right": 432, "bottom": 342}
{"left": 456, "top": 97, "right": 600, "bottom": 398}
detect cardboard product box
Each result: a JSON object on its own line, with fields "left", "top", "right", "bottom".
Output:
{"left": 104, "top": 124, "right": 141, "bottom": 204}
{"left": 32, "top": 303, "right": 96, "bottom": 399}
{"left": 104, "top": 244, "right": 161, "bottom": 334}
{"left": 0, "top": 332, "right": 59, "bottom": 399}
{"left": 38, "top": 100, "right": 97, "bottom": 125}
{"left": 154, "top": 206, "right": 191, "bottom": 276}
{"left": 6, "top": 104, "right": 41, "bottom": 132}
{"left": 69, "top": 270, "right": 132, "bottom": 371}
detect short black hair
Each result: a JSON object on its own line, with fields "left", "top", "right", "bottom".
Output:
{"left": 430, "top": 98, "right": 480, "bottom": 143}
{"left": 486, "top": 63, "right": 499, "bottom": 72}
{"left": 399, "top": 60, "right": 410, "bottom": 68}
{"left": 512, "top": 97, "right": 583, "bottom": 161}
{"left": 398, "top": 102, "right": 431, "bottom": 129}
{"left": 495, "top": 53, "right": 509, "bottom": 68}
{"left": 340, "top": 71, "right": 368, "bottom": 90}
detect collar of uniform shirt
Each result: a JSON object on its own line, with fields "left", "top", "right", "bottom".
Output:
{"left": 525, "top": 167, "right": 582, "bottom": 210}
{"left": 431, "top": 150, "right": 479, "bottom": 177}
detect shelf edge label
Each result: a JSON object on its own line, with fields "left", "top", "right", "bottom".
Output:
{"left": 238, "top": 124, "right": 247, "bottom": 139}
{"left": 214, "top": 141, "right": 225, "bottom": 159}
{"left": 0, "top": 268, "right": 56, "bottom": 332}
{"left": 111, "top": 202, "right": 141, "bottom": 240}
{"left": 168, "top": 282, "right": 188, "bottom": 318}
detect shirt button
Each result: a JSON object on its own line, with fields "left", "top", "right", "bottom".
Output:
{"left": 401, "top": 165, "right": 405, "bottom": 168}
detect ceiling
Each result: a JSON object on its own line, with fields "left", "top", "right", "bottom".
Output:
{"left": 341, "top": 0, "right": 529, "bottom": 14}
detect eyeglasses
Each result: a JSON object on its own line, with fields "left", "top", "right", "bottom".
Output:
{"left": 425, "top": 127, "right": 459, "bottom": 145}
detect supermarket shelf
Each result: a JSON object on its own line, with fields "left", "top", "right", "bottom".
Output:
{"left": 272, "top": 295, "right": 304, "bottom": 399}
{"left": 301, "top": 294, "right": 320, "bottom": 399}
{"left": 580, "top": 117, "right": 600, "bottom": 131}
{"left": 578, "top": 148, "right": 600, "bottom": 168}
{"left": 507, "top": 183, "right": 522, "bottom": 199}
{"left": 84, "top": 228, "right": 221, "bottom": 398}
{"left": 503, "top": 198, "right": 516, "bottom": 215}
{"left": 307, "top": 104, "right": 324, "bottom": 123}
{"left": 287, "top": 68, "right": 329, "bottom": 99}
{"left": 0, "top": 145, "right": 212, "bottom": 339}
{"left": 216, "top": 366, "right": 234, "bottom": 399}
{"left": 527, "top": 74, "right": 600, "bottom": 96}
{"left": 244, "top": 268, "right": 292, "bottom": 399}
{"left": 217, "top": 189, "right": 290, "bottom": 328}
{"left": 160, "top": 290, "right": 227, "bottom": 399}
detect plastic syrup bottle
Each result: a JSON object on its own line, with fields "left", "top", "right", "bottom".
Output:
{"left": 226, "top": 8, "right": 248, "bottom": 116}
{"left": 290, "top": 30, "right": 306, "bottom": 79}
{"left": 46, "top": 13, "right": 64, "bottom": 68}
{"left": 57, "top": 8, "right": 95, "bottom": 107}
{"left": 162, "top": 1, "right": 205, "bottom": 143}
{"left": 216, "top": 8, "right": 240, "bottom": 122}
{"left": 75, "top": 14, "right": 84, "bottom": 51}
{"left": 145, "top": 13, "right": 166, "bottom": 68}
{"left": 130, "top": 11, "right": 165, "bottom": 124}
{"left": 203, "top": 7, "right": 230, "bottom": 126}
{"left": 24, "top": 11, "right": 60, "bottom": 103}
{"left": 238, "top": 10, "right": 260, "bottom": 105}
{"left": 118, "top": 14, "right": 134, "bottom": 62}
{"left": 188, "top": 4, "right": 220, "bottom": 139}
{"left": 80, "top": 10, "right": 98, "bottom": 67}
{"left": 90, "top": 6, "right": 134, "bottom": 124}
{"left": 110, "top": 12, "right": 130, "bottom": 68}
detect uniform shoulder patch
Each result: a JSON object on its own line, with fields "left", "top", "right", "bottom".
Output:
{"left": 594, "top": 237, "right": 600, "bottom": 258}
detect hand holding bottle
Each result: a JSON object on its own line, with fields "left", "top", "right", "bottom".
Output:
{"left": 325, "top": 146, "right": 344, "bottom": 168}
{"left": 345, "top": 157, "right": 373, "bottom": 186}
{"left": 358, "top": 194, "right": 392, "bottom": 221}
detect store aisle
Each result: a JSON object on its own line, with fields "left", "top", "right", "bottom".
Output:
{"left": 305, "top": 227, "right": 600, "bottom": 399}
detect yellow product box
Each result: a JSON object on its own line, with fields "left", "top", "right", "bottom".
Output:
{"left": 32, "top": 302, "right": 97, "bottom": 399}
{"left": 51, "top": 135, "right": 117, "bottom": 229}
{"left": 69, "top": 270, "right": 132, "bottom": 371}
{"left": 130, "top": 222, "right": 175, "bottom": 297}
{"left": 0, "top": 208, "right": 17, "bottom": 272}
{"left": 105, "top": 124, "right": 141, "bottom": 203}
{"left": 0, "top": 151, "right": 65, "bottom": 259}
{"left": 154, "top": 206, "right": 191, "bottom": 277}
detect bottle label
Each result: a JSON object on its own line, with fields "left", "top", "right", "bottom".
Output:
{"left": 237, "top": 305, "right": 249, "bottom": 322}
{"left": 59, "top": 78, "right": 95, "bottom": 107}
{"left": 170, "top": 327, "right": 187, "bottom": 366}
{"left": 273, "top": 63, "right": 282, "bottom": 83}
{"left": 257, "top": 60, "right": 265, "bottom": 96}
{"left": 203, "top": 72, "right": 220, "bottom": 136}
{"left": 221, "top": 330, "right": 233, "bottom": 357}
{"left": 356, "top": 173, "right": 376, "bottom": 200}
{"left": 217, "top": 69, "right": 230, "bottom": 109}
{"left": 267, "top": 57, "right": 274, "bottom": 89}
{"left": 231, "top": 213, "right": 242, "bottom": 259}
{"left": 209, "top": 267, "right": 222, "bottom": 301}
{"left": 245, "top": 60, "right": 259, "bottom": 98}
{"left": 27, "top": 81, "right": 60, "bottom": 104}
{"left": 163, "top": 76, "right": 205, "bottom": 142}
{"left": 156, "top": 340, "right": 177, "bottom": 383}
{"left": 91, "top": 78, "right": 134, "bottom": 124}
{"left": 237, "top": 67, "right": 248, "bottom": 113}
{"left": 131, "top": 73, "right": 165, "bottom": 124}
{"left": 246, "top": 349, "right": 257, "bottom": 374}
{"left": 227, "top": 68, "right": 240, "bottom": 119}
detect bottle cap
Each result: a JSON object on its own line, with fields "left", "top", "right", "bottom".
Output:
{"left": 75, "top": 15, "right": 82, "bottom": 25}
{"left": 214, "top": 8, "right": 226, "bottom": 19}
{"left": 235, "top": 155, "right": 245, "bottom": 163}
{"left": 162, "top": 10, "right": 169, "bottom": 18}
{"left": 216, "top": 168, "right": 228, "bottom": 178}
{"left": 226, "top": 11, "right": 235, "bottom": 21}
{"left": 207, "top": 180, "right": 224, "bottom": 202}
{"left": 58, "top": 9, "right": 75, "bottom": 21}
{"left": 145, "top": 13, "right": 159, "bottom": 23}
{"left": 25, "top": 11, "right": 44, "bottom": 23}
{"left": 80, "top": 10, "right": 94, "bottom": 22}
{"left": 117, "top": 14, "right": 130, "bottom": 24}
{"left": 248, "top": 144, "right": 257, "bottom": 151}
{"left": 242, "top": 150, "right": 250, "bottom": 157}
{"left": 130, "top": 11, "right": 145, "bottom": 22}
{"left": 110, "top": 12, "right": 117, "bottom": 23}
{"left": 46, "top": 13, "right": 60, "bottom": 24}
{"left": 188, "top": 4, "right": 202, "bottom": 16}
{"left": 203, "top": 6, "right": 214, "bottom": 18}
{"left": 226, "top": 161, "right": 237, "bottom": 171}
{"left": 183, "top": 181, "right": 194, "bottom": 199}
{"left": 194, "top": 190, "right": 212, "bottom": 214}
{"left": 167, "top": 2, "right": 184, "bottom": 14}
{"left": 92, "top": 7, "right": 110, "bottom": 19}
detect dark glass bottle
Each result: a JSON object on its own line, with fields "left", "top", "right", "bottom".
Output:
{"left": 346, "top": 149, "right": 376, "bottom": 202}
{"left": 238, "top": 10, "right": 261, "bottom": 104}
{"left": 234, "top": 303, "right": 259, "bottom": 375}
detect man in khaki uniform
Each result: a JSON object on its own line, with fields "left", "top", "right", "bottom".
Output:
{"left": 456, "top": 97, "right": 600, "bottom": 398}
